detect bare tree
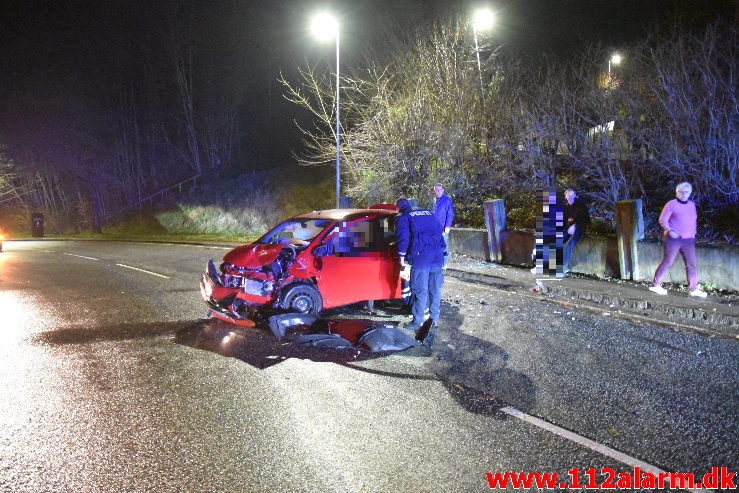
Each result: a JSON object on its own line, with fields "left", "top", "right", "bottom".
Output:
{"left": 282, "top": 19, "right": 495, "bottom": 207}
{"left": 640, "top": 23, "right": 737, "bottom": 210}
{"left": 281, "top": 16, "right": 735, "bottom": 237}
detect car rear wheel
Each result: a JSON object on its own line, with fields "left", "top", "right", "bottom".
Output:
{"left": 281, "top": 284, "right": 323, "bottom": 314}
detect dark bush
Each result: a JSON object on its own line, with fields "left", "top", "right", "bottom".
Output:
{"left": 455, "top": 203, "right": 485, "bottom": 229}
{"left": 507, "top": 207, "right": 537, "bottom": 230}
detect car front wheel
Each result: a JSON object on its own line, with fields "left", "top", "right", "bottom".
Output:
{"left": 280, "top": 284, "right": 323, "bottom": 314}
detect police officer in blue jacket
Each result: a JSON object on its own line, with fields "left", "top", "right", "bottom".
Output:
{"left": 395, "top": 198, "right": 446, "bottom": 347}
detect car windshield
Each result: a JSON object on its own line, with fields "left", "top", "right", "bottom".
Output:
{"left": 259, "top": 218, "right": 332, "bottom": 245}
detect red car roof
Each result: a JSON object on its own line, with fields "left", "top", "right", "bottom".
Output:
{"left": 292, "top": 207, "right": 398, "bottom": 221}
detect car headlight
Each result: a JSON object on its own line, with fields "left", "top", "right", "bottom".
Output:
{"left": 243, "top": 278, "right": 272, "bottom": 296}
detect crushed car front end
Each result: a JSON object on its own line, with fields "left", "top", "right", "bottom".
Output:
{"left": 200, "top": 259, "right": 272, "bottom": 325}
{"left": 200, "top": 214, "right": 335, "bottom": 322}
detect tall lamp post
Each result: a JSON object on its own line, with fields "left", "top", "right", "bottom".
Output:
{"left": 472, "top": 8, "right": 495, "bottom": 99}
{"left": 312, "top": 13, "right": 341, "bottom": 208}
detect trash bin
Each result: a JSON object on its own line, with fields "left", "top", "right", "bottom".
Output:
{"left": 31, "top": 213, "right": 44, "bottom": 237}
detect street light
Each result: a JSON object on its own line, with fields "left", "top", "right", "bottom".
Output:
{"left": 311, "top": 12, "right": 341, "bottom": 208}
{"left": 472, "top": 8, "right": 495, "bottom": 98}
{"left": 608, "top": 52, "right": 621, "bottom": 78}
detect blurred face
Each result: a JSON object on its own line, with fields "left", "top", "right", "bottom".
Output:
{"left": 675, "top": 185, "right": 692, "bottom": 201}
{"left": 434, "top": 186, "right": 443, "bottom": 198}
{"left": 565, "top": 190, "right": 576, "bottom": 205}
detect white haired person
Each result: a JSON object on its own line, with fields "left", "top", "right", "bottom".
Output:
{"left": 648, "top": 182, "right": 707, "bottom": 297}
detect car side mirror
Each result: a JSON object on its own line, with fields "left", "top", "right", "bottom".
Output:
{"left": 313, "top": 244, "right": 330, "bottom": 257}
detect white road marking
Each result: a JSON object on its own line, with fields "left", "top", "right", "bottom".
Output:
{"left": 115, "top": 263, "right": 170, "bottom": 279}
{"left": 63, "top": 253, "right": 99, "bottom": 261}
{"left": 62, "top": 253, "right": 173, "bottom": 280}
{"left": 500, "top": 406, "right": 715, "bottom": 492}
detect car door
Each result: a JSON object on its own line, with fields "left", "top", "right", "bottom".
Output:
{"left": 315, "top": 216, "right": 401, "bottom": 308}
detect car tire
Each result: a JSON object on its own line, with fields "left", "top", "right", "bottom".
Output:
{"left": 281, "top": 283, "right": 323, "bottom": 315}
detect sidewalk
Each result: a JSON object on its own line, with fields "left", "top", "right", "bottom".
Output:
{"left": 445, "top": 255, "right": 739, "bottom": 340}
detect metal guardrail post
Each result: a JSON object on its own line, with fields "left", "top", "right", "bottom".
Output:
{"left": 615, "top": 199, "right": 644, "bottom": 279}
{"left": 484, "top": 199, "right": 506, "bottom": 262}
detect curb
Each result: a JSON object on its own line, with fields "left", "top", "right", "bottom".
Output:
{"left": 444, "top": 268, "right": 738, "bottom": 336}
{"left": 545, "top": 285, "right": 738, "bottom": 328}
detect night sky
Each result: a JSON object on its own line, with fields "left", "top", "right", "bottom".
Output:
{"left": 0, "top": 0, "right": 735, "bottom": 172}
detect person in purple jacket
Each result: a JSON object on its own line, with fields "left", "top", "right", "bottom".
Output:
{"left": 433, "top": 184, "right": 454, "bottom": 268}
{"left": 649, "top": 182, "right": 707, "bottom": 297}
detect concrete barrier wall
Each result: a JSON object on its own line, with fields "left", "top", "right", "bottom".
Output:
{"left": 569, "top": 236, "right": 621, "bottom": 278}
{"left": 449, "top": 228, "right": 739, "bottom": 291}
{"left": 635, "top": 241, "right": 739, "bottom": 291}
{"left": 448, "top": 227, "right": 490, "bottom": 261}
{"left": 500, "top": 230, "right": 534, "bottom": 266}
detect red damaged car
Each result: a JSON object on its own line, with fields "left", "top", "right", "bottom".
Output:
{"left": 200, "top": 206, "right": 403, "bottom": 326}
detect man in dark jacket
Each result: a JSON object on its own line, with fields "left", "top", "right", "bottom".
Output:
{"left": 563, "top": 188, "right": 590, "bottom": 273}
{"left": 395, "top": 198, "right": 445, "bottom": 347}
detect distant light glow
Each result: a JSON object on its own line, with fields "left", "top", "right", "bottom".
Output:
{"left": 311, "top": 12, "right": 338, "bottom": 40}
{"left": 588, "top": 120, "right": 616, "bottom": 137}
{"left": 606, "top": 52, "right": 623, "bottom": 88}
{"left": 0, "top": 291, "right": 32, "bottom": 344}
{"left": 473, "top": 8, "right": 495, "bottom": 31}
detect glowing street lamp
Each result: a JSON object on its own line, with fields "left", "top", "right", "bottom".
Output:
{"left": 311, "top": 12, "right": 341, "bottom": 208}
{"left": 608, "top": 52, "right": 622, "bottom": 78}
{"left": 472, "top": 8, "right": 495, "bottom": 97}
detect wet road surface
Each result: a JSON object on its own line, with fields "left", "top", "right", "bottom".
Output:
{"left": 0, "top": 240, "right": 736, "bottom": 492}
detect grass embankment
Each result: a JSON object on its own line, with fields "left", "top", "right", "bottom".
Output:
{"left": 12, "top": 206, "right": 264, "bottom": 245}
{"left": 6, "top": 168, "right": 337, "bottom": 244}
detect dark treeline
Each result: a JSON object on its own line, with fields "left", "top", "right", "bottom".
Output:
{"left": 0, "top": 1, "right": 264, "bottom": 232}
{"left": 283, "top": 17, "right": 737, "bottom": 241}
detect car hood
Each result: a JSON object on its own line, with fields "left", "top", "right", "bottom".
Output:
{"left": 223, "top": 243, "right": 283, "bottom": 268}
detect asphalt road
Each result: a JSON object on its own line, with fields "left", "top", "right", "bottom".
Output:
{"left": 0, "top": 240, "right": 736, "bottom": 492}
